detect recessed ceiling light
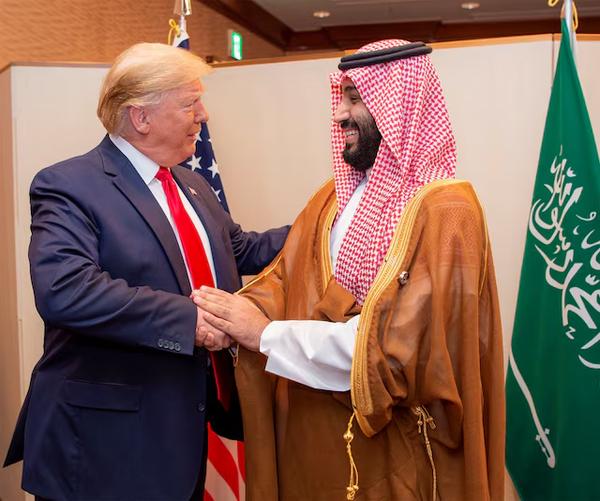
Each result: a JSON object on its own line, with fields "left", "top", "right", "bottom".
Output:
{"left": 461, "top": 2, "right": 480, "bottom": 9}
{"left": 313, "top": 10, "right": 331, "bottom": 18}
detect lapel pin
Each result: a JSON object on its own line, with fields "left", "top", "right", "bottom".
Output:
{"left": 189, "top": 187, "right": 198, "bottom": 196}
{"left": 398, "top": 271, "right": 410, "bottom": 286}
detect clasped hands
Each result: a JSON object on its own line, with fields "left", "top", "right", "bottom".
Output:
{"left": 192, "top": 286, "right": 269, "bottom": 352}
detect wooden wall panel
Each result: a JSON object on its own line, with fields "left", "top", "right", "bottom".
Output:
{"left": 0, "top": 0, "right": 283, "bottom": 70}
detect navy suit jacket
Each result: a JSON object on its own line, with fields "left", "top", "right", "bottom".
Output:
{"left": 4, "top": 136, "right": 288, "bottom": 500}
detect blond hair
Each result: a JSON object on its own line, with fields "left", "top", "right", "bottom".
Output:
{"left": 97, "top": 42, "right": 211, "bottom": 134}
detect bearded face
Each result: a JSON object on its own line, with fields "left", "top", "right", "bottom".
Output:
{"left": 334, "top": 78, "right": 382, "bottom": 172}
{"left": 340, "top": 114, "right": 381, "bottom": 172}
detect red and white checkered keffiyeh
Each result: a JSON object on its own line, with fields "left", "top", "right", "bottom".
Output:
{"left": 331, "top": 39, "right": 457, "bottom": 304}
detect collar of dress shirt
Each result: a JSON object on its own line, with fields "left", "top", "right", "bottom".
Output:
{"left": 109, "top": 134, "right": 160, "bottom": 186}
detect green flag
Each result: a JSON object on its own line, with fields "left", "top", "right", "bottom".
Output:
{"left": 506, "top": 20, "right": 600, "bottom": 501}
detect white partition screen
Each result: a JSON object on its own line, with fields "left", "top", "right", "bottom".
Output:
{"left": 2, "top": 35, "right": 599, "bottom": 403}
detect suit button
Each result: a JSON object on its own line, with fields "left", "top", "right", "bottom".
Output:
{"left": 168, "top": 341, "right": 175, "bottom": 350}
{"left": 158, "top": 339, "right": 164, "bottom": 348}
{"left": 197, "top": 403, "right": 206, "bottom": 412}
{"left": 174, "top": 343, "right": 181, "bottom": 352}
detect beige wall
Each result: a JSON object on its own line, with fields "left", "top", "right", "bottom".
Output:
{"left": 0, "top": 0, "right": 283, "bottom": 70}
{"left": 0, "top": 70, "right": 25, "bottom": 501}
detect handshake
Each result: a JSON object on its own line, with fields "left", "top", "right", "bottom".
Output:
{"left": 191, "top": 286, "right": 269, "bottom": 352}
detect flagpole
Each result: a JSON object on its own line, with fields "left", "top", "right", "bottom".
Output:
{"left": 563, "top": 0, "right": 576, "bottom": 58}
{"left": 174, "top": 0, "right": 192, "bottom": 31}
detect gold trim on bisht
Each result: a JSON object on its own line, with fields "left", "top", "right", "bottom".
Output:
{"left": 320, "top": 197, "right": 338, "bottom": 288}
{"left": 341, "top": 179, "right": 462, "bottom": 499}
{"left": 350, "top": 179, "right": 462, "bottom": 434}
{"left": 343, "top": 411, "right": 360, "bottom": 500}
{"left": 413, "top": 405, "right": 438, "bottom": 499}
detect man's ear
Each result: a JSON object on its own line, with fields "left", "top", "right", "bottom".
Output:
{"left": 128, "top": 106, "right": 151, "bottom": 135}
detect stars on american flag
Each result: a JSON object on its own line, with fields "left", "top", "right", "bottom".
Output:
{"left": 180, "top": 124, "right": 230, "bottom": 212}
{"left": 207, "top": 159, "right": 220, "bottom": 178}
{"left": 186, "top": 155, "right": 201, "bottom": 170}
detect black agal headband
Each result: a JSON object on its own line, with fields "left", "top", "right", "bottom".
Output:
{"left": 338, "top": 42, "right": 432, "bottom": 70}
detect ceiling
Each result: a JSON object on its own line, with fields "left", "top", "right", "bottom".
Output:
{"left": 254, "top": 0, "right": 600, "bottom": 31}
{"left": 198, "top": 0, "right": 600, "bottom": 51}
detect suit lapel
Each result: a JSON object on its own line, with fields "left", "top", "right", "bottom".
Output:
{"left": 172, "top": 167, "right": 227, "bottom": 288}
{"left": 98, "top": 136, "right": 191, "bottom": 294}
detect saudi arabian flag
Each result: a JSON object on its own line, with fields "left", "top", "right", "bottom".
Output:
{"left": 506, "top": 20, "right": 600, "bottom": 501}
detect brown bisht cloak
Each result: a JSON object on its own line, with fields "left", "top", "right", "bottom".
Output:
{"left": 235, "top": 179, "right": 505, "bottom": 501}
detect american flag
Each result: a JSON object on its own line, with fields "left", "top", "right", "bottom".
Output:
{"left": 184, "top": 123, "right": 230, "bottom": 213}
{"left": 171, "top": 20, "right": 245, "bottom": 501}
{"left": 172, "top": 25, "right": 230, "bottom": 213}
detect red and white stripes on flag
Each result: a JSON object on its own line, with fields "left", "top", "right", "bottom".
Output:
{"left": 204, "top": 427, "right": 246, "bottom": 501}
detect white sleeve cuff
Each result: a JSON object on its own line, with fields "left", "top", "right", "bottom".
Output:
{"left": 259, "top": 316, "right": 360, "bottom": 391}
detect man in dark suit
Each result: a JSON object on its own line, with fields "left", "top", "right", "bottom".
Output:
{"left": 3, "top": 42, "right": 288, "bottom": 500}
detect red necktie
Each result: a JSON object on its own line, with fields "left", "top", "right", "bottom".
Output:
{"left": 155, "top": 167, "right": 231, "bottom": 408}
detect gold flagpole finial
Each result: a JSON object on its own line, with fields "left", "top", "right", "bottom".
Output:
{"left": 170, "top": 0, "right": 191, "bottom": 43}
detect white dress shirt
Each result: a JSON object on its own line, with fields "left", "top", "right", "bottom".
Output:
{"left": 109, "top": 135, "right": 217, "bottom": 286}
{"left": 260, "top": 174, "right": 369, "bottom": 391}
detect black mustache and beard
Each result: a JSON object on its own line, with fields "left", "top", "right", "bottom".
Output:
{"left": 340, "top": 115, "right": 382, "bottom": 172}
